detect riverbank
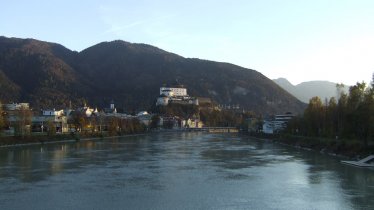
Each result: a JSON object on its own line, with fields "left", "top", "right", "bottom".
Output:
{"left": 248, "top": 133, "right": 374, "bottom": 159}
{"left": 0, "top": 132, "right": 150, "bottom": 148}
{"left": 0, "top": 128, "right": 211, "bottom": 148}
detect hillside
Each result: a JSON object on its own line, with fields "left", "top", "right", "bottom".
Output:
{"left": 273, "top": 78, "right": 349, "bottom": 103}
{"left": 0, "top": 36, "right": 305, "bottom": 114}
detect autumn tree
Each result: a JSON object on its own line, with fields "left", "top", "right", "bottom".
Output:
{"left": 107, "top": 117, "right": 119, "bottom": 136}
{"left": 0, "top": 102, "right": 4, "bottom": 135}
{"left": 69, "top": 111, "right": 87, "bottom": 132}
{"left": 46, "top": 119, "right": 56, "bottom": 136}
{"left": 14, "top": 107, "right": 33, "bottom": 137}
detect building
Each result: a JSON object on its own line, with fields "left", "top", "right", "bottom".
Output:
{"left": 160, "top": 87, "right": 187, "bottom": 97}
{"left": 103, "top": 100, "right": 117, "bottom": 114}
{"left": 32, "top": 115, "right": 68, "bottom": 133}
{"left": 262, "top": 113, "right": 295, "bottom": 134}
{"left": 182, "top": 118, "right": 204, "bottom": 128}
{"left": 156, "top": 85, "right": 198, "bottom": 106}
{"left": 42, "top": 109, "right": 64, "bottom": 116}
{"left": 3, "top": 103, "right": 29, "bottom": 111}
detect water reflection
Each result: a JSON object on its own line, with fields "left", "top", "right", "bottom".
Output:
{"left": 0, "top": 133, "right": 373, "bottom": 210}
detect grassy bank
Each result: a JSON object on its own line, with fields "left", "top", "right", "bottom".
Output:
{"left": 248, "top": 132, "right": 374, "bottom": 159}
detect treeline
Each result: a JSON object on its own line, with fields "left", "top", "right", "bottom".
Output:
{"left": 150, "top": 103, "right": 253, "bottom": 128}
{"left": 200, "top": 109, "right": 253, "bottom": 128}
{"left": 287, "top": 75, "right": 374, "bottom": 145}
{"left": 152, "top": 104, "right": 199, "bottom": 119}
{"left": 69, "top": 112, "right": 146, "bottom": 136}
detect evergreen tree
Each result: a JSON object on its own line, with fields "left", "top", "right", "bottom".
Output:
{"left": 286, "top": 75, "right": 374, "bottom": 145}
{"left": 304, "top": 97, "right": 324, "bottom": 136}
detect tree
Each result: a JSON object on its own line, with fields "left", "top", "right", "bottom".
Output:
{"left": 304, "top": 96, "right": 324, "bottom": 136}
{"left": 336, "top": 83, "right": 345, "bottom": 99}
{"left": 325, "top": 97, "right": 338, "bottom": 137}
{"left": 69, "top": 111, "right": 87, "bottom": 132}
{"left": 46, "top": 119, "right": 56, "bottom": 136}
{"left": 150, "top": 115, "right": 160, "bottom": 129}
{"left": 107, "top": 117, "right": 119, "bottom": 136}
{"left": 14, "top": 107, "right": 32, "bottom": 138}
{"left": 0, "top": 102, "right": 4, "bottom": 135}
{"left": 286, "top": 74, "right": 374, "bottom": 146}
{"left": 337, "top": 92, "right": 348, "bottom": 137}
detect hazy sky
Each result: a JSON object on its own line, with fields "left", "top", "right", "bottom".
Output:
{"left": 2, "top": 0, "right": 373, "bottom": 85}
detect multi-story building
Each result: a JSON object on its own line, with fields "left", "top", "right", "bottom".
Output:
{"left": 262, "top": 113, "right": 295, "bottom": 134}
{"left": 156, "top": 85, "right": 198, "bottom": 106}
{"left": 160, "top": 87, "right": 187, "bottom": 97}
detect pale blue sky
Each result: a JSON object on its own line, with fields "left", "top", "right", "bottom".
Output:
{"left": 2, "top": 0, "right": 374, "bottom": 85}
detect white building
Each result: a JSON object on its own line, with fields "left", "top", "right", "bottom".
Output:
{"left": 42, "top": 109, "right": 64, "bottom": 116}
{"left": 3, "top": 103, "right": 30, "bottom": 111}
{"left": 262, "top": 113, "right": 294, "bottom": 134}
{"left": 156, "top": 86, "right": 198, "bottom": 106}
{"left": 160, "top": 87, "right": 187, "bottom": 97}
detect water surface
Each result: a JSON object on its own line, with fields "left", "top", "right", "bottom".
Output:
{"left": 0, "top": 132, "right": 373, "bottom": 210}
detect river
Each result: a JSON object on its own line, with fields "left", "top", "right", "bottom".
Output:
{"left": 0, "top": 132, "right": 373, "bottom": 210}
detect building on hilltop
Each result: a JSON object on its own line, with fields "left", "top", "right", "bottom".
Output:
{"left": 156, "top": 85, "right": 198, "bottom": 106}
{"left": 160, "top": 87, "right": 187, "bottom": 97}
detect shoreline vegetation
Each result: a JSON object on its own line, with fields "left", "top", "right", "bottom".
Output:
{"left": 0, "top": 131, "right": 150, "bottom": 148}
{"left": 249, "top": 132, "right": 374, "bottom": 160}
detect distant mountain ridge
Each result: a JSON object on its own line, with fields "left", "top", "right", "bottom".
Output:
{"left": 0, "top": 36, "right": 305, "bottom": 114}
{"left": 273, "top": 78, "right": 349, "bottom": 103}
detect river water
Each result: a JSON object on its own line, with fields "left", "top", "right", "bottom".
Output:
{"left": 0, "top": 132, "right": 373, "bottom": 210}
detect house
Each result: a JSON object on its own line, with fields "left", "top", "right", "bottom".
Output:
{"left": 32, "top": 115, "right": 68, "bottom": 133}
{"left": 182, "top": 118, "right": 204, "bottom": 128}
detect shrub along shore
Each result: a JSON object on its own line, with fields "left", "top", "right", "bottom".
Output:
{"left": 249, "top": 132, "right": 374, "bottom": 159}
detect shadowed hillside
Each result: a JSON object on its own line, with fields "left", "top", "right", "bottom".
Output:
{"left": 0, "top": 36, "right": 305, "bottom": 114}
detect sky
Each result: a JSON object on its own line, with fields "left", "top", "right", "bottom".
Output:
{"left": 1, "top": 0, "right": 374, "bottom": 86}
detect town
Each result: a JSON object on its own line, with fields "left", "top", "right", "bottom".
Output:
{"left": 0, "top": 84, "right": 295, "bottom": 138}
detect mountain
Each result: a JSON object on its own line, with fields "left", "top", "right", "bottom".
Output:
{"left": 273, "top": 78, "right": 349, "bottom": 103}
{"left": 0, "top": 36, "right": 305, "bottom": 114}
{"left": 0, "top": 36, "right": 87, "bottom": 108}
